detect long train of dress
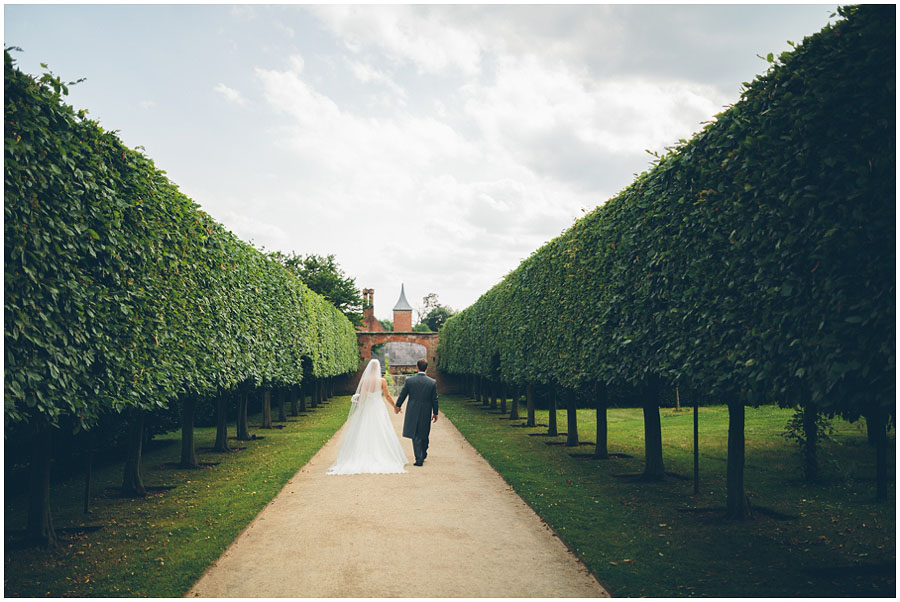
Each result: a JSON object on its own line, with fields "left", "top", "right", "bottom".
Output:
{"left": 327, "top": 391, "right": 409, "bottom": 475}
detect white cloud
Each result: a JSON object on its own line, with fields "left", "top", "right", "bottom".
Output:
{"left": 221, "top": 209, "right": 292, "bottom": 251}
{"left": 252, "top": 53, "right": 590, "bottom": 313}
{"left": 463, "top": 54, "right": 729, "bottom": 161}
{"left": 274, "top": 21, "right": 295, "bottom": 38}
{"left": 230, "top": 5, "right": 256, "bottom": 21}
{"left": 256, "top": 62, "right": 469, "bottom": 182}
{"left": 345, "top": 58, "right": 407, "bottom": 104}
{"left": 138, "top": 99, "right": 155, "bottom": 110}
{"left": 307, "top": 5, "right": 484, "bottom": 76}
{"left": 238, "top": 6, "right": 742, "bottom": 313}
{"left": 214, "top": 82, "right": 247, "bottom": 106}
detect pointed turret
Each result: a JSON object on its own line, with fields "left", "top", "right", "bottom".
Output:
{"left": 393, "top": 284, "right": 413, "bottom": 331}
{"left": 393, "top": 283, "right": 413, "bottom": 311}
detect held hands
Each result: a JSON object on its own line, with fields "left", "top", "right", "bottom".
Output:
{"left": 394, "top": 404, "right": 401, "bottom": 414}
{"left": 432, "top": 413, "right": 438, "bottom": 423}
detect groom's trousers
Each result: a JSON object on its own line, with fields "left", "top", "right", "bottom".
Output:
{"left": 412, "top": 435, "right": 429, "bottom": 463}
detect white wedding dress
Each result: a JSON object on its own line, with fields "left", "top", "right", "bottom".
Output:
{"left": 327, "top": 359, "right": 409, "bottom": 475}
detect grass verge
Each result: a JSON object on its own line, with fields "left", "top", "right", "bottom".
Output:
{"left": 4, "top": 397, "right": 348, "bottom": 597}
{"left": 441, "top": 395, "right": 895, "bottom": 597}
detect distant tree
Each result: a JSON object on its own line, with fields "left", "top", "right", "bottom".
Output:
{"left": 269, "top": 252, "right": 364, "bottom": 326}
{"left": 412, "top": 322, "right": 432, "bottom": 332}
{"left": 423, "top": 305, "right": 455, "bottom": 332}
{"left": 415, "top": 293, "right": 454, "bottom": 331}
{"left": 416, "top": 292, "right": 440, "bottom": 324}
{"left": 378, "top": 319, "right": 393, "bottom": 331}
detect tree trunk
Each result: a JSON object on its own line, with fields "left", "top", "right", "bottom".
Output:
{"left": 213, "top": 395, "right": 231, "bottom": 452}
{"left": 481, "top": 377, "right": 489, "bottom": 406}
{"left": 261, "top": 390, "right": 273, "bottom": 428}
{"left": 594, "top": 381, "right": 609, "bottom": 459}
{"left": 290, "top": 387, "right": 299, "bottom": 416}
{"left": 802, "top": 402, "right": 818, "bottom": 482}
{"left": 870, "top": 409, "right": 889, "bottom": 501}
{"left": 641, "top": 378, "right": 664, "bottom": 480}
{"left": 180, "top": 397, "right": 199, "bottom": 468}
{"left": 548, "top": 385, "right": 558, "bottom": 437}
{"left": 490, "top": 381, "right": 498, "bottom": 410}
{"left": 474, "top": 375, "right": 482, "bottom": 403}
{"left": 566, "top": 386, "right": 579, "bottom": 446}
{"left": 277, "top": 389, "right": 287, "bottom": 422}
{"left": 526, "top": 383, "right": 536, "bottom": 427}
{"left": 237, "top": 392, "right": 251, "bottom": 440}
{"left": 27, "top": 427, "right": 57, "bottom": 547}
{"left": 471, "top": 374, "right": 477, "bottom": 401}
{"left": 866, "top": 413, "right": 879, "bottom": 445}
{"left": 726, "top": 401, "right": 751, "bottom": 519}
{"left": 675, "top": 386, "right": 681, "bottom": 412}
{"left": 310, "top": 380, "right": 319, "bottom": 409}
{"left": 500, "top": 383, "right": 507, "bottom": 414}
{"left": 509, "top": 385, "right": 520, "bottom": 420}
{"left": 83, "top": 446, "right": 93, "bottom": 514}
{"left": 693, "top": 399, "right": 700, "bottom": 494}
{"left": 121, "top": 409, "right": 147, "bottom": 496}
{"left": 299, "top": 382, "right": 308, "bottom": 413}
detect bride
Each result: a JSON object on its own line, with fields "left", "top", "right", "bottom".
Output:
{"left": 327, "top": 358, "right": 409, "bottom": 475}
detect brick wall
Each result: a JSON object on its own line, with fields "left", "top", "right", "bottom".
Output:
{"left": 337, "top": 332, "right": 446, "bottom": 394}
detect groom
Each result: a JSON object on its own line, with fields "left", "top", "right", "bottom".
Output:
{"left": 394, "top": 359, "right": 439, "bottom": 466}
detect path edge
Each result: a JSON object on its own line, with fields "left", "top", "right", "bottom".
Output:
{"left": 182, "top": 422, "right": 345, "bottom": 598}
{"left": 442, "top": 406, "right": 615, "bottom": 597}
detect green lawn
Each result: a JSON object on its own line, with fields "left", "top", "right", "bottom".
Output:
{"left": 4, "top": 398, "right": 348, "bottom": 597}
{"left": 441, "top": 395, "right": 895, "bottom": 598}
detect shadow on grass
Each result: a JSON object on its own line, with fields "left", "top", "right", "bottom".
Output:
{"left": 5, "top": 525, "right": 106, "bottom": 550}
{"left": 569, "top": 452, "right": 634, "bottom": 459}
{"left": 678, "top": 505, "right": 799, "bottom": 521}
{"left": 612, "top": 471, "right": 691, "bottom": 482}
{"left": 102, "top": 485, "right": 177, "bottom": 499}
{"left": 160, "top": 461, "right": 220, "bottom": 469}
{"left": 805, "top": 562, "right": 895, "bottom": 577}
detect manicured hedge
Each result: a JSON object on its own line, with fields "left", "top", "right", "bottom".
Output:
{"left": 4, "top": 49, "right": 359, "bottom": 542}
{"left": 439, "top": 5, "right": 894, "bottom": 510}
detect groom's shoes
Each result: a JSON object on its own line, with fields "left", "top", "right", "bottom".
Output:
{"left": 413, "top": 460, "right": 423, "bottom": 466}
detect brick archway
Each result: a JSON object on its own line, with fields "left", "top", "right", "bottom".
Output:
{"left": 336, "top": 332, "right": 445, "bottom": 394}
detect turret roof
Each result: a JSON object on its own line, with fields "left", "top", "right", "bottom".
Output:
{"left": 393, "top": 283, "right": 413, "bottom": 311}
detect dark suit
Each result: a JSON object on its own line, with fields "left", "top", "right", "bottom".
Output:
{"left": 395, "top": 372, "right": 439, "bottom": 464}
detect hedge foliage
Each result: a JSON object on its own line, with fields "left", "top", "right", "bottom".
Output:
{"left": 439, "top": 5, "right": 895, "bottom": 423}
{"left": 4, "top": 49, "right": 359, "bottom": 434}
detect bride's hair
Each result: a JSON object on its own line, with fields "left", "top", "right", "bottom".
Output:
{"left": 360, "top": 359, "right": 381, "bottom": 391}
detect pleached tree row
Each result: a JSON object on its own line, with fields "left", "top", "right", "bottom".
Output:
{"left": 438, "top": 5, "right": 895, "bottom": 516}
{"left": 4, "top": 49, "right": 359, "bottom": 546}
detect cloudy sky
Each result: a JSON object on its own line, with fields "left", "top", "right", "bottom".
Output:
{"left": 5, "top": 3, "right": 836, "bottom": 320}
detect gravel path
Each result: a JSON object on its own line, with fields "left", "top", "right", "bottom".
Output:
{"left": 186, "top": 400, "right": 609, "bottom": 598}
